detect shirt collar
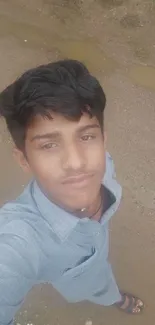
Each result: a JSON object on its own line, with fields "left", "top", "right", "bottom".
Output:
{"left": 32, "top": 181, "right": 79, "bottom": 242}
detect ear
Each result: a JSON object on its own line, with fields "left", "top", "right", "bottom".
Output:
{"left": 13, "top": 147, "right": 30, "bottom": 173}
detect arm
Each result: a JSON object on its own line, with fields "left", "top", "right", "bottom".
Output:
{"left": 0, "top": 224, "right": 38, "bottom": 325}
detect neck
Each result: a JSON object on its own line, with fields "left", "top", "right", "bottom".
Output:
{"left": 39, "top": 183, "right": 104, "bottom": 221}
{"left": 75, "top": 187, "right": 104, "bottom": 221}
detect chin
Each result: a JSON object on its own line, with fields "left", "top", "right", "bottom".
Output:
{"left": 62, "top": 189, "right": 99, "bottom": 212}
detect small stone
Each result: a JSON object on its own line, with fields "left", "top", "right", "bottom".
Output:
{"left": 85, "top": 321, "right": 92, "bottom": 325}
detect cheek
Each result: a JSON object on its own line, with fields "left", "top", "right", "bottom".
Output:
{"left": 87, "top": 142, "right": 105, "bottom": 170}
{"left": 27, "top": 150, "right": 61, "bottom": 181}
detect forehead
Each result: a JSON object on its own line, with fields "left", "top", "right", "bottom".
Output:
{"left": 27, "top": 113, "right": 100, "bottom": 138}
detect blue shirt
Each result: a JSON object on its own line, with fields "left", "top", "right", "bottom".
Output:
{"left": 0, "top": 153, "right": 122, "bottom": 325}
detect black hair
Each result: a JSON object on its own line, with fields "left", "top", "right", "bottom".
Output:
{"left": 0, "top": 59, "right": 106, "bottom": 150}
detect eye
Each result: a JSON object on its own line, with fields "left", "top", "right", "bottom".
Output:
{"left": 81, "top": 134, "right": 96, "bottom": 141}
{"left": 41, "top": 143, "right": 58, "bottom": 150}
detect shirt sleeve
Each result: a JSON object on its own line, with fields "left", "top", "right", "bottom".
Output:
{"left": 0, "top": 221, "right": 38, "bottom": 325}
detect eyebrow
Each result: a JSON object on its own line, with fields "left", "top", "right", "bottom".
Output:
{"left": 77, "top": 124, "right": 100, "bottom": 134}
{"left": 31, "top": 124, "right": 100, "bottom": 142}
{"left": 31, "top": 132, "right": 61, "bottom": 142}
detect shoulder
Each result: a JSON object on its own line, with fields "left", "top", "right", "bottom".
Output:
{"left": 0, "top": 181, "right": 40, "bottom": 243}
{"left": 0, "top": 184, "right": 42, "bottom": 274}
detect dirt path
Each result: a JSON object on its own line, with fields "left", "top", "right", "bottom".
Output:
{"left": 0, "top": 1, "right": 155, "bottom": 324}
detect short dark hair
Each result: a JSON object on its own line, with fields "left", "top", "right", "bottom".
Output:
{"left": 0, "top": 59, "right": 106, "bottom": 150}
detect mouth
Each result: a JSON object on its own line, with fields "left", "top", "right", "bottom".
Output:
{"left": 62, "top": 173, "right": 94, "bottom": 188}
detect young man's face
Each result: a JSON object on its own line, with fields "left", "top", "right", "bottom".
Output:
{"left": 17, "top": 113, "right": 106, "bottom": 211}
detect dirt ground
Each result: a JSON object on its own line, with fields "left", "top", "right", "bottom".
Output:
{"left": 0, "top": 0, "right": 155, "bottom": 324}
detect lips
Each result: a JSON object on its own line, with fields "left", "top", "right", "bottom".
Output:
{"left": 62, "top": 174, "right": 93, "bottom": 187}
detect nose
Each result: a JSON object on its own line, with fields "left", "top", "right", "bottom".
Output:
{"left": 62, "top": 143, "right": 85, "bottom": 172}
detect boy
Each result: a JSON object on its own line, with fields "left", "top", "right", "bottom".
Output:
{"left": 0, "top": 60, "right": 143, "bottom": 325}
